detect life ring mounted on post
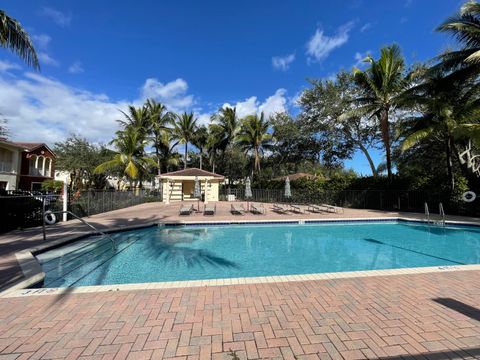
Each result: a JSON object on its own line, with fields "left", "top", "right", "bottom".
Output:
{"left": 462, "top": 191, "right": 477, "bottom": 203}
{"left": 44, "top": 211, "right": 57, "bottom": 225}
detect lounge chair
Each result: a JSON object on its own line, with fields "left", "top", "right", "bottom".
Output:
{"left": 307, "top": 204, "right": 325, "bottom": 213}
{"left": 231, "top": 203, "right": 246, "bottom": 215}
{"left": 179, "top": 203, "right": 194, "bottom": 215}
{"left": 272, "top": 203, "right": 289, "bottom": 214}
{"left": 289, "top": 204, "right": 303, "bottom": 213}
{"left": 204, "top": 204, "right": 216, "bottom": 216}
{"left": 250, "top": 203, "right": 266, "bottom": 214}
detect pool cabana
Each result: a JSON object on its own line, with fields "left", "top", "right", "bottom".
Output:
{"left": 158, "top": 168, "right": 225, "bottom": 204}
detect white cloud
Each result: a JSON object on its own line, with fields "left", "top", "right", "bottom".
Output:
{"left": 38, "top": 52, "right": 59, "bottom": 67}
{"left": 68, "top": 61, "right": 84, "bottom": 74}
{"left": 40, "top": 7, "right": 72, "bottom": 26}
{"left": 306, "top": 22, "right": 355, "bottom": 63}
{"left": 32, "top": 34, "right": 51, "bottom": 49}
{"left": 272, "top": 53, "right": 295, "bottom": 71}
{"left": 360, "top": 23, "right": 372, "bottom": 33}
{"left": 223, "top": 89, "right": 287, "bottom": 119}
{"left": 140, "top": 78, "right": 194, "bottom": 111}
{"left": 0, "top": 60, "right": 21, "bottom": 72}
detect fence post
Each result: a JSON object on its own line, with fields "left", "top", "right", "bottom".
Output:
{"left": 62, "top": 180, "right": 68, "bottom": 222}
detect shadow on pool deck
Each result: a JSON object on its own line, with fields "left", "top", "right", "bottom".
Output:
{"left": 433, "top": 298, "right": 480, "bottom": 322}
{"left": 371, "top": 346, "right": 480, "bottom": 359}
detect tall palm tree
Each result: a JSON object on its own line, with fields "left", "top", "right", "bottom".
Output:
{"left": 192, "top": 125, "right": 209, "bottom": 170}
{"left": 94, "top": 126, "right": 156, "bottom": 185}
{"left": 172, "top": 112, "right": 197, "bottom": 169}
{"left": 117, "top": 105, "right": 150, "bottom": 136}
{"left": 236, "top": 112, "right": 273, "bottom": 174}
{"left": 340, "top": 44, "right": 408, "bottom": 182}
{"left": 145, "top": 99, "right": 174, "bottom": 174}
{"left": 210, "top": 106, "right": 239, "bottom": 153}
{"left": 0, "top": 10, "right": 39, "bottom": 69}
{"left": 400, "top": 69, "right": 480, "bottom": 191}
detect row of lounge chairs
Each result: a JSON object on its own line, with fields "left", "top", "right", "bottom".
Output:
{"left": 179, "top": 202, "right": 343, "bottom": 216}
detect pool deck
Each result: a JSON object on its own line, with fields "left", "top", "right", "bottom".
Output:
{"left": 1, "top": 202, "right": 480, "bottom": 359}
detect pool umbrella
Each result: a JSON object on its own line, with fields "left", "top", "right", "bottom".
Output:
{"left": 245, "top": 177, "right": 252, "bottom": 210}
{"left": 194, "top": 176, "right": 201, "bottom": 211}
{"left": 284, "top": 176, "right": 291, "bottom": 202}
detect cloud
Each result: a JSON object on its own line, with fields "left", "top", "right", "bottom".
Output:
{"left": 306, "top": 22, "right": 355, "bottom": 63}
{"left": 38, "top": 52, "right": 59, "bottom": 67}
{"left": 140, "top": 78, "right": 194, "bottom": 111}
{"left": 0, "top": 60, "right": 21, "bottom": 72}
{"left": 223, "top": 89, "right": 287, "bottom": 119}
{"left": 360, "top": 23, "right": 372, "bottom": 33}
{"left": 40, "top": 7, "right": 72, "bottom": 26}
{"left": 32, "top": 34, "right": 51, "bottom": 49}
{"left": 68, "top": 61, "right": 84, "bottom": 74}
{"left": 272, "top": 53, "right": 295, "bottom": 71}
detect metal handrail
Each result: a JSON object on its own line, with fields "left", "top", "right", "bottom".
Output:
{"left": 42, "top": 209, "right": 116, "bottom": 247}
{"left": 439, "top": 202, "right": 446, "bottom": 227}
{"left": 424, "top": 202, "right": 430, "bottom": 223}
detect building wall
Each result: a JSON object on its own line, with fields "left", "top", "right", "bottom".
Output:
{"left": 19, "top": 146, "right": 55, "bottom": 190}
{"left": 161, "top": 177, "right": 222, "bottom": 203}
{"left": 0, "top": 144, "right": 21, "bottom": 190}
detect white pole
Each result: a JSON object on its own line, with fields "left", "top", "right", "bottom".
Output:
{"left": 63, "top": 176, "right": 68, "bottom": 222}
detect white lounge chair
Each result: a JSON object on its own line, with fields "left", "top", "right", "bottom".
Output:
{"left": 250, "top": 203, "right": 265, "bottom": 214}
{"left": 307, "top": 204, "right": 325, "bottom": 213}
{"left": 204, "top": 204, "right": 216, "bottom": 216}
{"left": 272, "top": 203, "right": 289, "bottom": 214}
{"left": 289, "top": 204, "right": 302, "bottom": 213}
{"left": 179, "top": 203, "right": 194, "bottom": 215}
{"left": 231, "top": 204, "right": 246, "bottom": 215}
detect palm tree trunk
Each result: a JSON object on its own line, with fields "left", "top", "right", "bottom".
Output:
{"left": 155, "top": 147, "right": 161, "bottom": 175}
{"left": 255, "top": 148, "right": 260, "bottom": 172}
{"left": 184, "top": 143, "right": 188, "bottom": 169}
{"left": 446, "top": 136, "right": 455, "bottom": 192}
{"left": 380, "top": 108, "right": 393, "bottom": 182}
{"left": 357, "top": 142, "right": 378, "bottom": 176}
{"left": 199, "top": 150, "right": 203, "bottom": 170}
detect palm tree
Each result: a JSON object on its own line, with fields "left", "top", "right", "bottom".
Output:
{"left": 172, "top": 112, "right": 197, "bottom": 169}
{"left": 340, "top": 44, "right": 408, "bottom": 182}
{"left": 117, "top": 105, "right": 150, "bottom": 136}
{"left": 0, "top": 10, "right": 39, "bottom": 69}
{"left": 210, "top": 106, "right": 239, "bottom": 153}
{"left": 236, "top": 112, "right": 273, "bottom": 174}
{"left": 192, "top": 125, "right": 209, "bottom": 170}
{"left": 94, "top": 126, "right": 156, "bottom": 186}
{"left": 434, "top": 1, "right": 480, "bottom": 77}
{"left": 400, "top": 69, "right": 480, "bottom": 192}
{"left": 145, "top": 99, "right": 174, "bottom": 174}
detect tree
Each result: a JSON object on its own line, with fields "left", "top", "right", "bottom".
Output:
{"left": 54, "top": 135, "right": 116, "bottom": 190}
{"left": 341, "top": 45, "right": 408, "bottom": 182}
{"left": 400, "top": 68, "right": 480, "bottom": 192}
{"left": 236, "top": 112, "right": 273, "bottom": 174}
{"left": 191, "top": 125, "right": 209, "bottom": 169}
{"left": 210, "top": 106, "right": 239, "bottom": 153}
{"left": 117, "top": 105, "right": 150, "bottom": 136}
{"left": 300, "top": 71, "right": 379, "bottom": 175}
{"left": 145, "top": 99, "right": 174, "bottom": 174}
{"left": 0, "top": 10, "right": 39, "bottom": 69}
{"left": 95, "top": 126, "right": 156, "bottom": 186}
{"left": 172, "top": 112, "right": 197, "bottom": 169}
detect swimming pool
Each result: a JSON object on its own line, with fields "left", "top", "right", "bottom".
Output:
{"left": 36, "top": 221, "right": 480, "bottom": 288}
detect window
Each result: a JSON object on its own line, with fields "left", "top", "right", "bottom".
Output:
{"left": 31, "top": 182, "right": 42, "bottom": 191}
{"left": 0, "top": 148, "right": 13, "bottom": 173}
{"left": 0, "top": 181, "right": 7, "bottom": 189}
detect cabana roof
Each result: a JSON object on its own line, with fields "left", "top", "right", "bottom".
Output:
{"left": 158, "top": 168, "right": 224, "bottom": 180}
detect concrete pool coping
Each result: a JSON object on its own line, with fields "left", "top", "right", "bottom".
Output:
{"left": 3, "top": 216, "right": 480, "bottom": 297}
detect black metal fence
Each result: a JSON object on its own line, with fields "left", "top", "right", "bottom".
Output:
{"left": 0, "top": 189, "right": 162, "bottom": 233}
{"left": 220, "top": 188, "right": 441, "bottom": 213}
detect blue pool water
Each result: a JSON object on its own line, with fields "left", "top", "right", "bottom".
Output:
{"left": 37, "top": 221, "right": 480, "bottom": 287}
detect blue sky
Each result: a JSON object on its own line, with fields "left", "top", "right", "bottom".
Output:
{"left": 0, "top": 0, "right": 464, "bottom": 174}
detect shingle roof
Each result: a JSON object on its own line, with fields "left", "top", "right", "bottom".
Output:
{"left": 158, "top": 168, "right": 224, "bottom": 179}
{"left": 0, "top": 140, "right": 56, "bottom": 156}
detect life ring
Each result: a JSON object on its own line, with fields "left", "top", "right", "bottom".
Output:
{"left": 44, "top": 211, "right": 57, "bottom": 225}
{"left": 462, "top": 191, "right": 477, "bottom": 203}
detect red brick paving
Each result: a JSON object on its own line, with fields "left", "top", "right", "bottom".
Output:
{"left": 1, "top": 271, "right": 480, "bottom": 359}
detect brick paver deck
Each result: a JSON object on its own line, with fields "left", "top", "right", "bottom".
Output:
{"left": 1, "top": 270, "right": 480, "bottom": 359}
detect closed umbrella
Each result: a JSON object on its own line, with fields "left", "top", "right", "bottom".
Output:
{"left": 194, "top": 176, "right": 201, "bottom": 211}
{"left": 284, "top": 176, "right": 291, "bottom": 202}
{"left": 245, "top": 177, "right": 252, "bottom": 210}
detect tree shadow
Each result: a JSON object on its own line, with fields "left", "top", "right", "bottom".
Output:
{"left": 432, "top": 298, "right": 480, "bottom": 322}
{"left": 369, "top": 346, "right": 480, "bottom": 360}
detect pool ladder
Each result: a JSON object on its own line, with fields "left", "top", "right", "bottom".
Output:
{"left": 42, "top": 210, "right": 116, "bottom": 248}
{"left": 424, "top": 202, "right": 445, "bottom": 227}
